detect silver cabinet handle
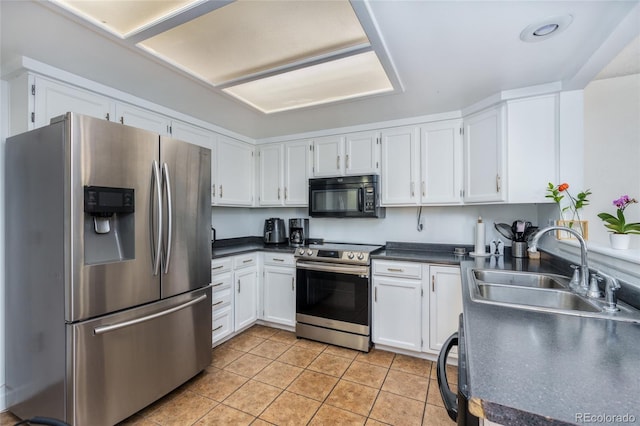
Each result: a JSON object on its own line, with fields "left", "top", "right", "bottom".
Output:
{"left": 387, "top": 268, "right": 404, "bottom": 272}
{"left": 272, "top": 258, "right": 285, "bottom": 262}
{"left": 410, "top": 182, "right": 415, "bottom": 197}
{"left": 278, "top": 187, "right": 281, "bottom": 200}
{"left": 212, "top": 184, "right": 216, "bottom": 198}
{"left": 496, "top": 174, "right": 501, "bottom": 192}
{"left": 212, "top": 300, "right": 223, "bottom": 307}
{"left": 212, "top": 265, "right": 224, "bottom": 270}
{"left": 422, "top": 181, "right": 426, "bottom": 197}
{"left": 151, "top": 161, "right": 162, "bottom": 276}
{"left": 237, "top": 279, "right": 241, "bottom": 293}
{"left": 162, "top": 163, "right": 173, "bottom": 274}
{"left": 284, "top": 187, "right": 288, "bottom": 200}
{"left": 346, "top": 154, "right": 350, "bottom": 170}
{"left": 432, "top": 275, "right": 435, "bottom": 292}
{"left": 337, "top": 155, "right": 340, "bottom": 169}
{"left": 292, "top": 277, "right": 295, "bottom": 291}
{"left": 375, "top": 287, "right": 377, "bottom": 302}
{"left": 120, "top": 116, "right": 124, "bottom": 124}
{"left": 94, "top": 294, "right": 207, "bottom": 335}
{"left": 213, "top": 324, "right": 223, "bottom": 332}
{"left": 219, "top": 185, "right": 223, "bottom": 198}
{"left": 243, "top": 259, "right": 253, "bottom": 264}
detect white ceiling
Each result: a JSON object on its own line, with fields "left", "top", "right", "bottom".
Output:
{"left": 1, "top": 1, "right": 639, "bottom": 140}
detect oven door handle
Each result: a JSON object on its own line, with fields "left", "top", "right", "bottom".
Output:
{"left": 437, "top": 331, "right": 459, "bottom": 421}
{"left": 296, "top": 261, "right": 369, "bottom": 277}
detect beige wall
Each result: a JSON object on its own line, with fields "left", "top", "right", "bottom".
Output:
{"left": 583, "top": 73, "right": 640, "bottom": 249}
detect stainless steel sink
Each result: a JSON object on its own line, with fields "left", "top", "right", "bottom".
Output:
{"left": 477, "top": 284, "right": 600, "bottom": 312}
{"left": 474, "top": 270, "right": 568, "bottom": 289}
{"left": 468, "top": 269, "right": 640, "bottom": 323}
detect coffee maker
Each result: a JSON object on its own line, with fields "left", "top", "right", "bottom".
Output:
{"left": 289, "top": 218, "right": 309, "bottom": 246}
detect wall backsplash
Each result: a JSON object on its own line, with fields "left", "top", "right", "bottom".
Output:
{"left": 211, "top": 204, "right": 547, "bottom": 246}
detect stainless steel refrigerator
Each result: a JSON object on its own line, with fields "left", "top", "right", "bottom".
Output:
{"left": 6, "top": 113, "right": 212, "bottom": 425}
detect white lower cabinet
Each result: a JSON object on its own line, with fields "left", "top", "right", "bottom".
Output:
{"left": 372, "top": 260, "right": 462, "bottom": 355}
{"left": 426, "top": 265, "right": 463, "bottom": 352}
{"left": 211, "top": 258, "right": 233, "bottom": 345}
{"left": 262, "top": 253, "right": 296, "bottom": 327}
{"left": 234, "top": 254, "right": 259, "bottom": 331}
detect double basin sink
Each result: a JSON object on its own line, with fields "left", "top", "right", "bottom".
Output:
{"left": 469, "top": 269, "right": 640, "bottom": 323}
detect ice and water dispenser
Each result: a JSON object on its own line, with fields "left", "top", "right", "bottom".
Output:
{"left": 84, "top": 185, "right": 135, "bottom": 264}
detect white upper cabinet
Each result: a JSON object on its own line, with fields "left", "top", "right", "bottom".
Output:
{"left": 258, "top": 139, "right": 310, "bottom": 206}
{"left": 170, "top": 120, "right": 216, "bottom": 148}
{"left": 463, "top": 95, "right": 558, "bottom": 204}
{"left": 312, "top": 135, "right": 345, "bottom": 177}
{"left": 420, "top": 120, "right": 463, "bottom": 204}
{"left": 284, "top": 140, "right": 311, "bottom": 205}
{"left": 115, "top": 102, "right": 170, "bottom": 135}
{"left": 505, "top": 95, "right": 558, "bottom": 203}
{"left": 312, "top": 131, "right": 380, "bottom": 177}
{"left": 31, "top": 75, "right": 114, "bottom": 130}
{"left": 258, "top": 143, "right": 284, "bottom": 206}
{"left": 344, "top": 131, "right": 381, "bottom": 175}
{"left": 215, "top": 136, "right": 255, "bottom": 206}
{"left": 380, "top": 126, "right": 420, "bottom": 205}
{"left": 463, "top": 106, "right": 506, "bottom": 203}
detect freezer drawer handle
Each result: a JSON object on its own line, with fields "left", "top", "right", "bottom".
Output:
{"left": 93, "top": 294, "right": 208, "bottom": 335}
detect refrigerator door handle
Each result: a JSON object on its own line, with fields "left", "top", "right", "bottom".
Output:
{"left": 162, "top": 162, "right": 173, "bottom": 274}
{"left": 93, "top": 294, "right": 208, "bottom": 335}
{"left": 151, "top": 161, "right": 163, "bottom": 275}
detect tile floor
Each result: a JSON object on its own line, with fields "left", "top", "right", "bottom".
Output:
{"left": 1, "top": 325, "right": 457, "bottom": 426}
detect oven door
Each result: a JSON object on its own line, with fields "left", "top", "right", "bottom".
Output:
{"left": 437, "top": 314, "right": 479, "bottom": 426}
{"left": 296, "top": 261, "right": 370, "bottom": 334}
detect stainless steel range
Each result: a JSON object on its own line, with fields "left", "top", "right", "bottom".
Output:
{"left": 295, "top": 243, "right": 382, "bottom": 352}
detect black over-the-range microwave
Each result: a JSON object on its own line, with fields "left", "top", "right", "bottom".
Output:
{"left": 308, "top": 175, "right": 385, "bottom": 218}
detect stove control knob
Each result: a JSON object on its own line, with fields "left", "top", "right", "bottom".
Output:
{"left": 357, "top": 253, "right": 365, "bottom": 260}
{"left": 298, "top": 248, "right": 305, "bottom": 255}
{"left": 307, "top": 249, "right": 313, "bottom": 256}
{"left": 347, "top": 252, "right": 355, "bottom": 260}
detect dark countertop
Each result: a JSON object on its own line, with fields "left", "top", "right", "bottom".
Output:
{"left": 460, "top": 255, "right": 640, "bottom": 425}
{"left": 212, "top": 236, "right": 296, "bottom": 259}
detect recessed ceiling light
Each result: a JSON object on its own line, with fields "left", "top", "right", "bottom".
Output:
{"left": 520, "top": 15, "right": 573, "bottom": 42}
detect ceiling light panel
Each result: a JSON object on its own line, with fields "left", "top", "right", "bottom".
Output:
{"left": 55, "top": 0, "right": 199, "bottom": 36}
{"left": 223, "top": 51, "right": 393, "bottom": 114}
{"left": 139, "top": 0, "right": 369, "bottom": 85}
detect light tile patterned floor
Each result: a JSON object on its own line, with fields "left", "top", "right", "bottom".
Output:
{"left": 0, "top": 325, "right": 458, "bottom": 426}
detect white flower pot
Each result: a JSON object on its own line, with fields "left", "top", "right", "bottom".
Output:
{"left": 610, "top": 233, "right": 631, "bottom": 250}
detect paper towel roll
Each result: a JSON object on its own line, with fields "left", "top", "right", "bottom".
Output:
{"left": 474, "top": 217, "right": 486, "bottom": 255}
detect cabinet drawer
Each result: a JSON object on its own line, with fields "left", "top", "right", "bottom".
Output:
{"left": 264, "top": 253, "right": 295, "bottom": 267}
{"left": 211, "top": 258, "right": 232, "bottom": 274}
{"left": 234, "top": 253, "right": 258, "bottom": 269}
{"left": 212, "top": 281, "right": 232, "bottom": 306}
{"left": 373, "top": 260, "right": 422, "bottom": 279}
{"left": 212, "top": 304, "right": 233, "bottom": 344}
{"left": 211, "top": 271, "right": 232, "bottom": 289}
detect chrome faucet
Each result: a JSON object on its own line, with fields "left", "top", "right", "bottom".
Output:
{"left": 529, "top": 226, "right": 590, "bottom": 294}
{"left": 596, "top": 270, "right": 621, "bottom": 312}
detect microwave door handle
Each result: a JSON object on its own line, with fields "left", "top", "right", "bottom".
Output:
{"left": 437, "top": 332, "right": 459, "bottom": 421}
{"left": 358, "top": 187, "right": 364, "bottom": 212}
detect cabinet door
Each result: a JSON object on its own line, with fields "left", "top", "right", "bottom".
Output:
{"left": 428, "top": 266, "right": 462, "bottom": 352}
{"left": 258, "top": 144, "right": 284, "bottom": 206}
{"left": 33, "top": 75, "right": 113, "bottom": 128}
{"left": 171, "top": 120, "right": 215, "bottom": 148}
{"left": 372, "top": 275, "right": 422, "bottom": 351}
{"left": 263, "top": 266, "right": 296, "bottom": 327}
{"left": 380, "top": 126, "right": 420, "bottom": 205}
{"left": 313, "top": 135, "right": 344, "bottom": 177}
{"left": 115, "top": 102, "right": 169, "bottom": 134}
{"left": 217, "top": 136, "right": 254, "bottom": 206}
{"left": 463, "top": 106, "right": 506, "bottom": 202}
{"left": 345, "top": 131, "right": 380, "bottom": 175}
{"left": 234, "top": 266, "right": 258, "bottom": 331}
{"left": 284, "top": 140, "right": 311, "bottom": 206}
{"left": 420, "top": 120, "right": 463, "bottom": 204}
{"left": 506, "top": 95, "right": 558, "bottom": 203}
